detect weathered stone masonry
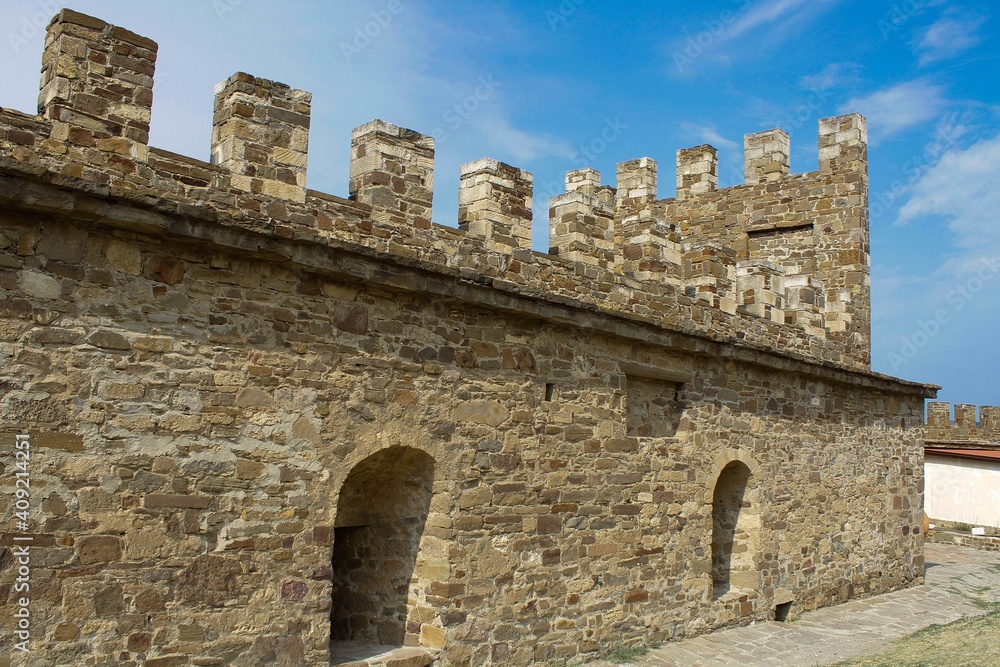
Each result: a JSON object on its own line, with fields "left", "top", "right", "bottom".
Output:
{"left": 925, "top": 402, "right": 1000, "bottom": 447}
{"left": 0, "top": 9, "right": 936, "bottom": 666}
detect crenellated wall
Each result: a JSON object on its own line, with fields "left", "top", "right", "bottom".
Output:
{"left": 924, "top": 402, "right": 1000, "bottom": 530}
{"left": 0, "top": 9, "right": 937, "bottom": 667}
{"left": 925, "top": 402, "right": 1000, "bottom": 445}
{"left": 541, "top": 117, "right": 870, "bottom": 364}
{"left": 0, "top": 9, "right": 877, "bottom": 374}
{"left": 662, "top": 116, "right": 870, "bottom": 363}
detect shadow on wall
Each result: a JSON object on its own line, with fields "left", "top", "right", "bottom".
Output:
{"left": 330, "top": 446, "right": 435, "bottom": 647}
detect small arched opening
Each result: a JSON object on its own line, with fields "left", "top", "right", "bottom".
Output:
{"left": 711, "top": 460, "right": 759, "bottom": 599}
{"left": 329, "top": 446, "right": 434, "bottom": 650}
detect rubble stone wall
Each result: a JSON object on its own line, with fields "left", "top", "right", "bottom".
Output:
{"left": 0, "top": 9, "right": 935, "bottom": 667}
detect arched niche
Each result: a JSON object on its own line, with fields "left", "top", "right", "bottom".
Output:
{"left": 330, "top": 446, "right": 435, "bottom": 648}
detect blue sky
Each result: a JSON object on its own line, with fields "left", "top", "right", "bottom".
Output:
{"left": 1, "top": 0, "right": 998, "bottom": 408}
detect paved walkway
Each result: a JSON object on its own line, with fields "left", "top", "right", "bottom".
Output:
{"left": 605, "top": 543, "right": 1000, "bottom": 667}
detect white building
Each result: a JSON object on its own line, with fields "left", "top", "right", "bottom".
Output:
{"left": 925, "top": 447, "right": 1000, "bottom": 529}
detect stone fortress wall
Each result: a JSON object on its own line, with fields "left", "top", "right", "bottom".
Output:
{"left": 925, "top": 403, "right": 1000, "bottom": 446}
{"left": 0, "top": 9, "right": 936, "bottom": 666}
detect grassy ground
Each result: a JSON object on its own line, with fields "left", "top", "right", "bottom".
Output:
{"left": 601, "top": 643, "right": 649, "bottom": 663}
{"left": 830, "top": 605, "right": 1000, "bottom": 667}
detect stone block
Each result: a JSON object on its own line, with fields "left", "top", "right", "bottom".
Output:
{"left": 77, "top": 535, "right": 121, "bottom": 564}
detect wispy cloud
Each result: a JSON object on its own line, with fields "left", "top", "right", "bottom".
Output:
{"left": 679, "top": 122, "right": 738, "bottom": 150}
{"left": 915, "top": 12, "right": 986, "bottom": 66}
{"left": 873, "top": 133, "right": 1000, "bottom": 378}
{"left": 469, "top": 111, "right": 573, "bottom": 163}
{"left": 841, "top": 80, "right": 945, "bottom": 141}
{"left": 799, "top": 62, "right": 863, "bottom": 92}
{"left": 897, "top": 134, "right": 1000, "bottom": 254}
{"left": 666, "top": 0, "right": 840, "bottom": 75}
{"left": 725, "top": 0, "right": 815, "bottom": 40}
{"left": 880, "top": 112, "right": 977, "bottom": 220}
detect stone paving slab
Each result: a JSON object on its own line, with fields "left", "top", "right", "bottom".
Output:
{"left": 330, "top": 643, "right": 438, "bottom": 667}
{"left": 596, "top": 543, "right": 1000, "bottom": 667}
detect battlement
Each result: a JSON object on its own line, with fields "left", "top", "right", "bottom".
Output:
{"left": 925, "top": 403, "right": 1000, "bottom": 445}
{"left": 0, "top": 14, "right": 940, "bottom": 664}
{"left": 212, "top": 72, "right": 312, "bottom": 203}
{"left": 0, "top": 10, "right": 877, "bottom": 371}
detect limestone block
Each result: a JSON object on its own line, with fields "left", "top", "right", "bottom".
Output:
{"left": 453, "top": 400, "right": 509, "bottom": 427}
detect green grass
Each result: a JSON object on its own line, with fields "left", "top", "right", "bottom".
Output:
{"left": 601, "top": 642, "right": 649, "bottom": 663}
{"left": 829, "top": 607, "right": 1000, "bottom": 666}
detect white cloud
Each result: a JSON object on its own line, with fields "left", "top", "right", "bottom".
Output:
{"left": 915, "top": 13, "right": 985, "bottom": 66}
{"left": 726, "top": 0, "right": 815, "bottom": 40}
{"left": 800, "top": 62, "right": 863, "bottom": 92}
{"left": 469, "top": 112, "right": 573, "bottom": 163}
{"left": 667, "top": 0, "right": 840, "bottom": 76}
{"left": 897, "top": 134, "right": 1000, "bottom": 255}
{"left": 873, "top": 134, "right": 1000, "bottom": 381}
{"left": 841, "top": 80, "right": 945, "bottom": 140}
{"left": 679, "top": 122, "right": 738, "bottom": 150}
